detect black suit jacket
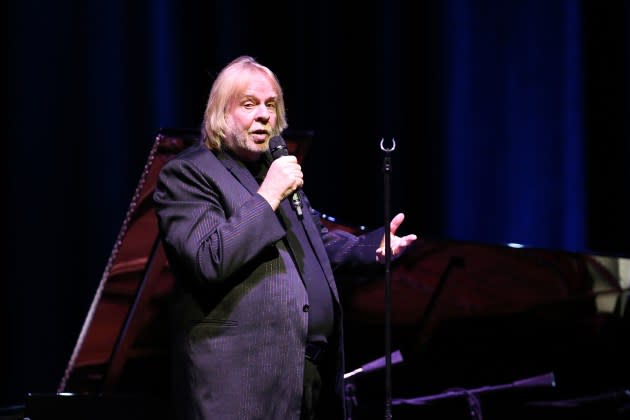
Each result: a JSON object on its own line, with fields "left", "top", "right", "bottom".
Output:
{"left": 154, "top": 142, "right": 383, "bottom": 420}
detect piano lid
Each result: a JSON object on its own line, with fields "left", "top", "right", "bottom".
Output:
{"left": 57, "top": 128, "right": 197, "bottom": 395}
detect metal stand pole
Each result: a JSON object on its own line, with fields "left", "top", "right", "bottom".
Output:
{"left": 380, "top": 138, "right": 396, "bottom": 419}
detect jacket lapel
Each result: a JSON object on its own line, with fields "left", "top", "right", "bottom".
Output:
{"left": 217, "top": 149, "right": 340, "bottom": 303}
{"left": 216, "top": 150, "right": 261, "bottom": 194}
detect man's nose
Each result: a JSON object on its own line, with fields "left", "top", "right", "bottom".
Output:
{"left": 255, "top": 104, "right": 270, "bottom": 120}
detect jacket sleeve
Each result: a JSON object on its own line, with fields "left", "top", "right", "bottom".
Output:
{"left": 153, "top": 156, "right": 286, "bottom": 288}
{"left": 303, "top": 195, "right": 384, "bottom": 272}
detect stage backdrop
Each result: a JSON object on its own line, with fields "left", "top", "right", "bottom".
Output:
{"left": 3, "top": 0, "right": 629, "bottom": 411}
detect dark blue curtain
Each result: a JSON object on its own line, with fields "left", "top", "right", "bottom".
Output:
{"left": 441, "top": 1, "right": 585, "bottom": 250}
{"left": 3, "top": 0, "right": 629, "bottom": 410}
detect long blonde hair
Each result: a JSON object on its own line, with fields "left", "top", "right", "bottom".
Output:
{"left": 201, "top": 56, "right": 288, "bottom": 150}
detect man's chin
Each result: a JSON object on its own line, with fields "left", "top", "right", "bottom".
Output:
{"left": 251, "top": 134, "right": 269, "bottom": 144}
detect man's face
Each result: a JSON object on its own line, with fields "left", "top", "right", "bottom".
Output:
{"left": 225, "top": 73, "right": 278, "bottom": 162}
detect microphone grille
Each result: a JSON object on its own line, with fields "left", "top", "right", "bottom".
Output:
{"left": 269, "top": 135, "right": 288, "bottom": 159}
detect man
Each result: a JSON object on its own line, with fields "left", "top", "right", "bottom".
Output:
{"left": 154, "top": 55, "right": 417, "bottom": 420}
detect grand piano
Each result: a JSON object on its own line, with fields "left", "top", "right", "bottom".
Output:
{"left": 23, "top": 128, "right": 630, "bottom": 420}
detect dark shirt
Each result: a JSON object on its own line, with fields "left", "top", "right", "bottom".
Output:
{"left": 246, "top": 158, "right": 334, "bottom": 343}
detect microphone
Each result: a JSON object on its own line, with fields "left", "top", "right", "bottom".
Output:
{"left": 269, "top": 135, "right": 303, "bottom": 218}
{"left": 344, "top": 349, "right": 404, "bottom": 380}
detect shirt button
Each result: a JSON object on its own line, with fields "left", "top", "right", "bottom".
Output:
{"left": 302, "top": 304, "right": 310, "bottom": 312}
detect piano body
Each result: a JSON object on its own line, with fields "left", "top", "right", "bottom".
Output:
{"left": 23, "top": 128, "right": 630, "bottom": 419}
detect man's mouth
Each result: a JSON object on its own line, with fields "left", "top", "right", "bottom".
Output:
{"left": 251, "top": 131, "right": 268, "bottom": 142}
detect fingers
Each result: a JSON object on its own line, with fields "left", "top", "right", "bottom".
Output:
{"left": 259, "top": 156, "right": 304, "bottom": 209}
{"left": 375, "top": 212, "right": 420, "bottom": 263}
{"left": 379, "top": 213, "right": 406, "bottom": 249}
{"left": 269, "top": 156, "right": 303, "bottom": 189}
{"left": 400, "top": 233, "right": 418, "bottom": 244}
{"left": 389, "top": 213, "right": 405, "bottom": 234}
{"left": 375, "top": 232, "right": 418, "bottom": 263}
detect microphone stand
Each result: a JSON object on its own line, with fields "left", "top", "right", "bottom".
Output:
{"left": 380, "top": 138, "right": 396, "bottom": 420}
{"left": 391, "top": 371, "right": 557, "bottom": 420}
